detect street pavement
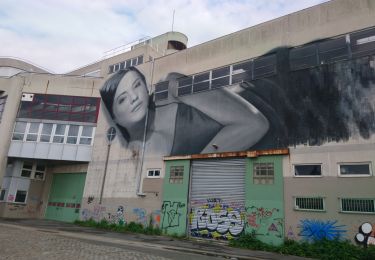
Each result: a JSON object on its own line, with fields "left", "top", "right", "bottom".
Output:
{"left": 0, "top": 219, "right": 310, "bottom": 260}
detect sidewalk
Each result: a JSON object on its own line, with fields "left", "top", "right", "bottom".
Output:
{"left": 0, "top": 218, "right": 310, "bottom": 260}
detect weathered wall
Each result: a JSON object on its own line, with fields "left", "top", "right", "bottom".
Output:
{"left": 246, "top": 155, "right": 284, "bottom": 245}
{"left": 284, "top": 145, "right": 375, "bottom": 245}
{"left": 82, "top": 0, "right": 375, "bottom": 236}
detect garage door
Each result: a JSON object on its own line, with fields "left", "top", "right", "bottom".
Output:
{"left": 45, "top": 172, "right": 86, "bottom": 222}
{"left": 189, "top": 158, "right": 246, "bottom": 240}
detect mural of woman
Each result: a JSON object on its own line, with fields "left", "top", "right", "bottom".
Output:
{"left": 100, "top": 67, "right": 269, "bottom": 156}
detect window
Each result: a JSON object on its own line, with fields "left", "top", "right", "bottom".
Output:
{"left": 177, "top": 76, "right": 193, "bottom": 96}
{"left": 295, "top": 197, "right": 325, "bottom": 211}
{"left": 108, "top": 56, "right": 144, "bottom": 74}
{"left": 253, "top": 162, "right": 274, "bottom": 184}
{"left": 0, "top": 94, "right": 7, "bottom": 122}
{"left": 253, "top": 54, "right": 277, "bottom": 79}
{"left": 21, "top": 162, "right": 33, "bottom": 178}
{"left": 12, "top": 121, "right": 27, "bottom": 141}
{"left": 340, "top": 198, "right": 375, "bottom": 213}
{"left": 231, "top": 60, "right": 252, "bottom": 84}
{"left": 34, "top": 164, "right": 46, "bottom": 180}
{"left": 53, "top": 124, "right": 67, "bottom": 143}
{"left": 26, "top": 122, "right": 40, "bottom": 142}
{"left": 17, "top": 93, "right": 100, "bottom": 123}
{"left": 169, "top": 166, "right": 184, "bottom": 184}
{"left": 15, "top": 190, "right": 27, "bottom": 203}
{"left": 40, "top": 123, "right": 53, "bottom": 142}
{"left": 12, "top": 122, "right": 95, "bottom": 145}
{"left": 193, "top": 72, "right": 210, "bottom": 93}
{"left": 155, "top": 81, "right": 169, "bottom": 101}
{"left": 211, "top": 66, "right": 230, "bottom": 89}
{"left": 339, "top": 163, "right": 372, "bottom": 176}
{"left": 79, "top": 126, "right": 94, "bottom": 145}
{"left": 290, "top": 44, "right": 318, "bottom": 71}
{"left": 20, "top": 161, "right": 46, "bottom": 180}
{"left": 294, "top": 164, "right": 322, "bottom": 176}
{"left": 147, "top": 169, "right": 161, "bottom": 178}
{"left": 67, "top": 125, "right": 79, "bottom": 144}
{"left": 0, "top": 190, "right": 6, "bottom": 201}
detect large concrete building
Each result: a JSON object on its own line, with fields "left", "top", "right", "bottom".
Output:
{"left": 0, "top": 0, "right": 374, "bottom": 247}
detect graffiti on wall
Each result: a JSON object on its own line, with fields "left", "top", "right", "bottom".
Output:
{"left": 355, "top": 223, "right": 375, "bottom": 247}
{"left": 106, "top": 206, "right": 125, "bottom": 225}
{"left": 298, "top": 219, "right": 346, "bottom": 241}
{"left": 246, "top": 206, "right": 283, "bottom": 238}
{"left": 87, "top": 196, "right": 94, "bottom": 204}
{"left": 188, "top": 198, "right": 246, "bottom": 240}
{"left": 133, "top": 208, "right": 147, "bottom": 226}
{"left": 99, "top": 47, "right": 375, "bottom": 158}
{"left": 81, "top": 205, "right": 106, "bottom": 221}
{"left": 161, "top": 201, "right": 185, "bottom": 231}
{"left": 151, "top": 210, "right": 161, "bottom": 227}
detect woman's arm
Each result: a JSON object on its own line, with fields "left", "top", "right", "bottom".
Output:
{"left": 176, "top": 86, "right": 269, "bottom": 153}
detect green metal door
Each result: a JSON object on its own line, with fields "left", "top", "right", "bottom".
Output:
{"left": 45, "top": 172, "right": 86, "bottom": 222}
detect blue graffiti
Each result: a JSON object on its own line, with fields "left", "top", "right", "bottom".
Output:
{"left": 299, "top": 219, "right": 346, "bottom": 241}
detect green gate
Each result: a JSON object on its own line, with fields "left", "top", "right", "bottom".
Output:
{"left": 45, "top": 172, "right": 86, "bottom": 222}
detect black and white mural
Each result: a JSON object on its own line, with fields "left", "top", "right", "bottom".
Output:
{"left": 100, "top": 31, "right": 375, "bottom": 157}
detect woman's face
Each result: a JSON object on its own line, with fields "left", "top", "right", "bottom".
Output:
{"left": 112, "top": 70, "right": 149, "bottom": 129}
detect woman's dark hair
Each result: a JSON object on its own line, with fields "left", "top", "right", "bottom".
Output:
{"left": 100, "top": 67, "right": 153, "bottom": 142}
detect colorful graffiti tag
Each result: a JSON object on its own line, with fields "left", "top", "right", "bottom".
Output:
{"left": 189, "top": 199, "right": 246, "bottom": 240}
{"left": 299, "top": 219, "right": 346, "bottom": 241}
{"left": 107, "top": 206, "right": 125, "bottom": 225}
{"left": 133, "top": 208, "right": 147, "bottom": 226}
{"left": 161, "top": 201, "right": 185, "bottom": 231}
{"left": 81, "top": 205, "right": 106, "bottom": 221}
{"left": 246, "top": 206, "right": 283, "bottom": 238}
{"left": 355, "top": 222, "right": 375, "bottom": 247}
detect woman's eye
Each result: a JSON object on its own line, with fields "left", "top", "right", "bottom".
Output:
{"left": 118, "top": 97, "right": 126, "bottom": 104}
{"left": 134, "top": 82, "right": 141, "bottom": 88}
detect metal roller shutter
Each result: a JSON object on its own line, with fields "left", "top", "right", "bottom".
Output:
{"left": 189, "top": 158, "right": 246, "bottom": 240}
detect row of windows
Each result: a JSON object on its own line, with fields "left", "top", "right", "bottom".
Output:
{"left": 18, "top": 93, "right": 100, "bottom": 123}
{"left": 109, "top": 55, "right": 143, "bottom": 74}
{"left": 154, "top": 27, "right": 375, "bottom": 101}
{"left": 293, "top": 162, "right": 372, "bottom": 177}
{"left": 166, "top": 162, "right": 372, "bottom": 186}
{"left": 12, "top": 122, "right": 95, "bottom": 145}
{"left": 154, "top": 56, "right": 277, "bottom": 101}
{"left": 295, "top": 197, "right": 375, "bottom": 214}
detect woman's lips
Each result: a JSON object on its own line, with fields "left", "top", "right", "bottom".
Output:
{"left": 131, "top": 102, "right": 142, "bottom": 112}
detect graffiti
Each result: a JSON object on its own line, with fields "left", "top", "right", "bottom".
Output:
{"left": 190, "top": 204, "right": 245, "bottom": 240}
{"left": 299, "top": 219, "right": 346, "bottom": 241}
{"left": 161, "top": 201, "right": 185, "bottom": 230}
{"left": 133, "top": 208, "right": 147, "bottom": 226}
{"left": 26, "top": 197, "right": 43, "bottom": 214}
{"left": 81, "top": 205, "right": 106, "bottom": 221}
{"left": 7, "top": 203, "right": 24, "bottom": 211}
{"left": 7, "top": 194, "right": 14, "bottom": 202}
{"left": 246, "top": 206, "right": 283, "bottom": 238}
{"left": 87, "top": 196, "right": 94, "bottom": 204}
{"left": 106, "top": 206, "right": 125, "bottom": 225}
{"left": 151, "top": 210, "right": 161, "bottom": 227}
{"left": 355, "top": 223, "right": 375, "bottom": 247}
{"left": 287, "top": 226, "right": 296, "bottom": 240}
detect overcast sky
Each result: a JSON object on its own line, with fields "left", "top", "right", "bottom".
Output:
{"left": 0, "top": 0, "right": 328, "bottom": 73}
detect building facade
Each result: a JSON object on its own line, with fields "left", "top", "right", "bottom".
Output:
{"left": 0, "top": 0, "right": 374, "bottom": 247}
